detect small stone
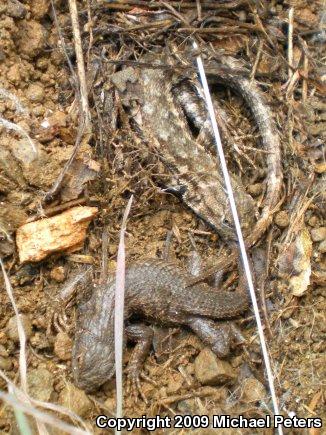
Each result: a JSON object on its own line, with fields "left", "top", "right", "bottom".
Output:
{"left": 310, "top": 227, "right": 326, "bottom": 242}
{"left": 166, "top": 372, "right": 184, "bottom": 394}
{"left": 36, "top": 57, "right": 49, "bottom": 70}
{"left": 283, "top": 380, "right": 291, "bottom": 390}
{"left": 58, "top": 383, "right": 92, "bottom": 417}
{"left": 50, "top": 266, "right": 66, "bottom": 282}
{"left": 0, "top": 356, "right": 13, "bottom": 371}
{"left": 54, "top": 332, "right": 72, "bottom": 361}
{"left": 247, "top": 183, "right": 263, "bottom": 197}
{"left": 6, "top": 314, "right": 32, "bottom": 343}
{"left": 274, "top": 211, "right": 290, "bottom": 228}
{"left": 194, "top": 348, "right": 237, "bottom": 385}
{"left": 44, "top": 111, "right": 67, "bottom": 128}
{"left": 314, "top": 162, "right": 326, "bottom": 174}
{"left": 33, "top": 105, "right": 45, "bottom": 117}
{"left": 0, "top": 344, "right": 9, "bottom": 357}
{"left": 30, "top": 0, "right": 49, "bottom": 19}
{"left": 308, "top": 216, "right": 319, "bottom": 227}
{"left": 7, "top": 0, "right": 27, "bottom": 18}
{"left": 9, "top": 138, "right": 39, "bottom": 166}
{"left": 104, "top": 397, "right": 116, "bottom": 413}
{"left": 318, "top": 240, "right": 326, "bottom": 253}
{"left": 26, "top": 83, "right": 45, "bottom": 103}
{"left": 28, "top": 368, "right": 54, "bottom": 402}
{"left": 18, "top": 21, "right": 47, "bottom": 58}
{"left": 241, "top": 377, "right": 267, "bottom": 403}
{"left": 7, "top": 64, "right": 21, "bottom": 84}
{"left": 30, "top": 332, "right": 50, "bottom": 350}
{"left": 238, "top": 10, "right": 247, "bottom": 21}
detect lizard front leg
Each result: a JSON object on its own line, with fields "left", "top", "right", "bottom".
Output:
{"left": 125, "top": 323, "right": 154, "bottom": 402}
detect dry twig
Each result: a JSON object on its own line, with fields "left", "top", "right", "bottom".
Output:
{"left": 68, "top": 0, "right": 91, "bottom": 129}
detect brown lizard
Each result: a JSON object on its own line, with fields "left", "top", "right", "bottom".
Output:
{"left": 72, "top": 258, "right": 248, "bottom": 392}
{"left": 72, "top": 55, "right": 282, "bottom": 392}
{"left": 112, "top": 55, "right": 282, "bottom": 244}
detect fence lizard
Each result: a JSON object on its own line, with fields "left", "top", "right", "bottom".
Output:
{"left": 72, "top": 258, "right": 248, "bottom": 392}
{"left": 112, "top": 55, "right": 282, "bottom": 242}
{"left": 112, "top": 62, "right": 255, "bottom": 240}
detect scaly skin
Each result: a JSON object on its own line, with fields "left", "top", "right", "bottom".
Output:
{"left": 73, "top": 57, "right": 282, "bottom": 391}
{"left": 72, "top": 259, "right": 248, "bottom": 391}
{"left": 113, "top": 57, "right": 282, "bottom": 241}
{"left": 114, "top": 61, "right": 256, "bottom": 240}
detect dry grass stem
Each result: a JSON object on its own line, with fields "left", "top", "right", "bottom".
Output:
{"left": 68, "top": 0, "right": 91, "bottom": 129}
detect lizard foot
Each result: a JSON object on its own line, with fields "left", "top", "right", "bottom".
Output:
{"left": 125, "top": 369, "right": 147, "bottom": 403}
{"left": 125, "top": 370, "right": 158, "bottom": 404}
{"left": 125, "top": 323, "right": 154, "bottom": 403}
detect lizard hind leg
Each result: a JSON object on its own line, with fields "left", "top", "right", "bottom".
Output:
{"left": 187, "top": 316, "right": 231, "bottom": 357}
{"left": 125, "top": 323, "right": 156, "bottom": 403}
{"left": 187, "top": 316, "right": 240, "bottom": 358}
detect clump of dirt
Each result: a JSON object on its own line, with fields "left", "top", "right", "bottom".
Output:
{"left": 0, "top": 0, "right": 325, "bottom": 433}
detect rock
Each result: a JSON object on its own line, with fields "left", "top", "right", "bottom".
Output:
{"left": 28, "top": 368, "right": 54, "bottom": 402}
{"left": 7, "top": 139, "right": 76, "bottom": 190}
{"left": 26, "top": 83, "right": 45, "bottom": 103}
{"left": 241, "top": 377, "right": 267, "bottom": 403}
{"left": 286, "top": 229, "right": 312, "bottom": 296}
{"left": 0, "top": 356, "right": 13, "bottom": 371}
{"left": 6, "top": 314, "right": 32, "bottom": 343}
{"left": 318, "top": 240, "right": 326, "bottom": 253}
{"left": 54, "top": 332, "right": 72, "bottom": 361}
{"left": 0, "top": 203, "right": 27, "bottom": 234}
{"left": 40, "top": 111, "right": 68, "bottom": 133}
{"left": 194, "top": 348, "right": 237, "bottom": 385}
{"left": 7, "top": 0, "right": 27, "bottom": 18}
{"left": 7, "top": 64, "right": 21, "bottom": 84}
{"left": 274, "top": 210, "right": 290, "bottom": 228}
{"left": 30, "top": 0, "right": 49, "bottom": 19}
{"left": 311, "top": 227, "right": 326, "bottom": 242}
{"left": 9, "top": 138, "right": 39, "bottom": 166}
{"left": 104, "top": 397, "right": 116, "bottom": 413}
{"left": 18, "top": 21, "right": 46, "bottom": 58}
{"left": 314, "top": 162, "right": 326, "bottom": 174}
{"left": 30, "top": 332, "right": 50, "bottom": 350}
{"left": 247, "top": 183, "right": 263, "bottom": 197}
{"left": 16, "top": 206, "right": 98, "bottom": 263}
{"left": 166, "top": 372, "right": 184, "bottom": 394}
{"left": 308, "top": 215, "right": 319, "bottom": 227}
{"left": 50, "top": 266, "right": 66, "bottom": 282}
{"left": 0, "top": 344, "right": 9, "bottom": 357}
{"left": 58, "top": 383, "right": 92, "bottom": 417}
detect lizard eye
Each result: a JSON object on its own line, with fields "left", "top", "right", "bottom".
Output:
{"left": 222, "top": 218, "right": 232, "bottom": 228}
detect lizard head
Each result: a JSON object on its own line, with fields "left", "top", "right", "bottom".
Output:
{"left": 72, "top": 329, "right": 116, "bottom": 392}
{"left": 180, "top": 175, "right": 256, "bottom": 240}
{"left": 72, "top": 285, "right": 116, "bottom": 392}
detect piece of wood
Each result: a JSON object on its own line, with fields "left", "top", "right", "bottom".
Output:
{"left": 16, "top": 206, "right": 98, "bottom": 263}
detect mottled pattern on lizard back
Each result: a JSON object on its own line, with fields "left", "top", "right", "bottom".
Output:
{"left": 115, "top": 58, "right": 256, "bottom": 240}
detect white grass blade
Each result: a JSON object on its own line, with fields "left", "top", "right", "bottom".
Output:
{"left": 114, "top": 195, "right": 133, "bottom": 432}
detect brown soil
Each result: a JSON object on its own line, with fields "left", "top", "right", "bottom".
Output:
{"left": 0, "top": 1, "right": 325, "bottom": 434}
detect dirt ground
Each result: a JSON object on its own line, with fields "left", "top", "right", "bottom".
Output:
{"left": 0, "top": 0, "right": 325, "bottom": 434}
